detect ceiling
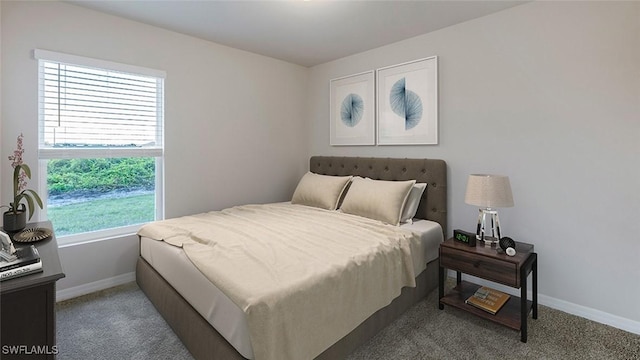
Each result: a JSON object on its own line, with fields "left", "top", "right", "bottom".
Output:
{"left": 68, "top": 1, "right": 527, "bottom": 67}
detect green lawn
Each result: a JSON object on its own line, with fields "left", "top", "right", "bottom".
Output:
{"left": 48, "top": 193, "right": 155, "bottom": 236}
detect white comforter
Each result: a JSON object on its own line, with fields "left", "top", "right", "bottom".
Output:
{"left": 137, "top": 203, "right": 421, "bottom": 360}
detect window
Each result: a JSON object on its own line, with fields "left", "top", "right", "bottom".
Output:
{"left": 35, "top": 50, "right": 164, "bottom": 245}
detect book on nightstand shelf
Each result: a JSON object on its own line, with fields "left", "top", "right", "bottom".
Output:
{"left": 465, "top": 286, "right": 510, "bottom": 315}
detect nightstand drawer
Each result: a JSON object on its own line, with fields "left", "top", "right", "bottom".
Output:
{"left": 440, "top": 246, "right": 518, "bottom": 287}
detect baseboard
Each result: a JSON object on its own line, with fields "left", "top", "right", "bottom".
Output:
{"left": 538, "top": 293, "right": 640, "bottom": 335}
{"left": 451, "top": 273, "right": 640, "bottom": 336}
{"left": 56, "top": 272, "right": 136, "bottom": 302}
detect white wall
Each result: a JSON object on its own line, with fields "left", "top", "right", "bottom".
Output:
{"left": 1, "top": 1, "right": 309, "bottom": 294}
{"left": 307, "top": 1, "right": 640, "bottom": 330}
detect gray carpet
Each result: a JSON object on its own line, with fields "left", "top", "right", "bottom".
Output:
{"left": 56, "top": 282, "right": 192, "bottom": 360}
{"left": 56, "top": 282, "right": 640, "bottom": 360}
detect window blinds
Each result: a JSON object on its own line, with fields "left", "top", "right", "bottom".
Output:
{"left": 35, "top": 50, "right": 165, "bottom": 159}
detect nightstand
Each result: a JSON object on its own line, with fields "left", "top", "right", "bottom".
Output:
{"left": 438, "top": 238, "right": 537, "bottom": 342}
{"left": 1, "top": 221, "right": 65, "bottom": 359}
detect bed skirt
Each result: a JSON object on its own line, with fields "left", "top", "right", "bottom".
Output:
{"left": 136, "top": 256, "right": 439, "bottom": 360}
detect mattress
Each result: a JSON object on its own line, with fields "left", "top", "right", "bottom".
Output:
{"left": 140, "top": 219, "right": 442, "bottom": 359}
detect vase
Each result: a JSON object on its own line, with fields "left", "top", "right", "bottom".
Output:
{"left": 3, "top": 205, "right": 27, "bottom": 232}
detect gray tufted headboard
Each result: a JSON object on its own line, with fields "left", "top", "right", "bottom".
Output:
{"left": 310, "top": 156, "right": 447, "bottom": 237}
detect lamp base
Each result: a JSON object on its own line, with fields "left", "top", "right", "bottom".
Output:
{"left": 481, "top": 236, "right": 499, "bottom": 246}
{"left": 475, "top": 208, "right": 502, "bottom": 246}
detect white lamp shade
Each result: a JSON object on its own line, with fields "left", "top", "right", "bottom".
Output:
{"left": 465, "top": 174, "right": 514, "bottom": 208}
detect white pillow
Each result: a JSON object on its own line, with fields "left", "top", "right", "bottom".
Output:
{"left": 291, "top": 172, "right": 353, "bottom": 210}
{"left": 340, "top": 177, "right": 416, "bottom": 225}
{"left": 400, "top": 183, "right": 427, "bottom": 224}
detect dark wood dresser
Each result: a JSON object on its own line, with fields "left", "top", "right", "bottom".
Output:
{"left": 0, "top": 221, "right": 65, "bottom": 359}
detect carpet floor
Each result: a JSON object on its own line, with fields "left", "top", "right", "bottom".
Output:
{"left": 56, "top": 282, "right": 640, "bottom": 359}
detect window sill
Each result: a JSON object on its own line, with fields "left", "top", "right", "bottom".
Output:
{"left": 56, "top": 224, "right": 143, "bottom": 248}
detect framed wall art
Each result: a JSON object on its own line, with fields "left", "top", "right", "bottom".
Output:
{"left": 376, "top": 56, "right": 438, "bottom": 145}
{"left": 330, "top": 71, "right": 375, "bottom": 146}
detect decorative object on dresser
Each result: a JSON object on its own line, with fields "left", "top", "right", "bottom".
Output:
{"left": 438, "top": 237, "right": 537, "bottom": 342}
{"left": 1, "top": 134, "right": 44, "bottom": 232}
{"left": 0, "top": 221, "right": 65, "bottom": 360}
{"left": 329, "top": 71, "right": 375, "bottom": 146}
{"left": 464, "top": 174, "right": 514, "bottom": 245}
{"left": 0, "top": 230, "right": 17, "bottom": 260}
{"left": 376, "top": 56, "right": 438, "bottom": 145}
{"left": 12, "top": 227, "right": 53, "bottom": 243}
{"left": 0, "top": 230, "right": 43, "bottom": 281}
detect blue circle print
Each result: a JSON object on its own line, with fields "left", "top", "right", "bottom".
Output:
{"left": 340, "top": 93, "right": 364, "bottom": 127}
{"left": 390, "top": 77, "right": 423, "bottom": 130}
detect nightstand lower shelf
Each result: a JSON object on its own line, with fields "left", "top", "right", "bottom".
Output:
{"left": 440, "top": 281, "right": 533, "bottom": 331}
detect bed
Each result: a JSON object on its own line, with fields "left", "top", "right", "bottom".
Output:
{"left": 136, "top": 156, "right": 447, "bottom": 360}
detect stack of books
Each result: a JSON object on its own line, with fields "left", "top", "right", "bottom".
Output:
{"left": 0, "top": 245, "right": 42, "bottom": 281}
{"left": 465, "top": 286, "right": 510, "bottom": 315}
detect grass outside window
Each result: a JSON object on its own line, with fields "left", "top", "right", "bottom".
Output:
{"left": 48, "top": 193, "right": 154, "bottom": 236}
{"left": 46, "top": 158, "right": 157, "bottom": 237}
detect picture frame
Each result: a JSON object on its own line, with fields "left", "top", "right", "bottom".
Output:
{"left": 376, "top": 56, "right": 438, "bottom": 145}
{"left": 330, "top": 71, "right": 375, "bottom": 146}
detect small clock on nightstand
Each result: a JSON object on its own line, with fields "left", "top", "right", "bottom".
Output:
{"left": 453, "top": 229, "right": 476, "bottom": 246}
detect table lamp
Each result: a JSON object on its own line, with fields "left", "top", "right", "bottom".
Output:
{"left": 464, "top": 174, "right": 514, "bottom": 245}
